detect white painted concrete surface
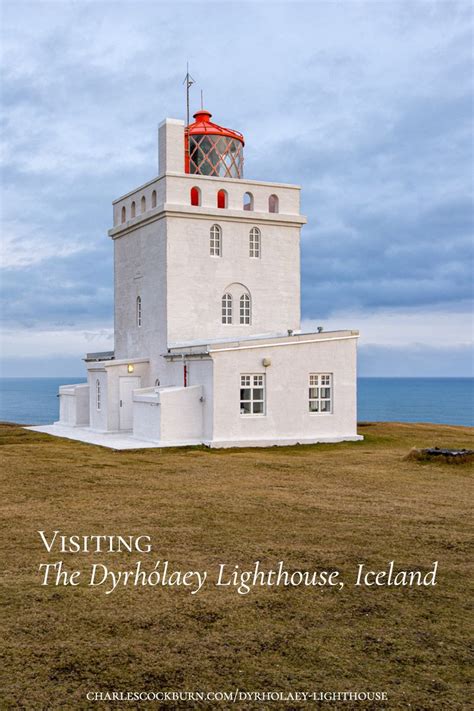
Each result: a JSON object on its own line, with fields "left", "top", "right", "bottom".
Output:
{"left": 25, "top": 425, "right": 201, "bottom": 450}
{"left": 58, "top": 383, "right": 89, "bottom": 426}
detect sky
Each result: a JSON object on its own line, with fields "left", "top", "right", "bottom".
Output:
{"left": 1, "top": 0, "right": 473, "bottom": 377}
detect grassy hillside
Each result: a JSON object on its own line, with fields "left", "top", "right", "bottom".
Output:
{"left": 0, "top": 422, "right": 472, "bottom": 710}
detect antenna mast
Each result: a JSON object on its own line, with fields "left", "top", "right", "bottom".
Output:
{"left": 183, "top": 63, "right": 195, "bottom": 127}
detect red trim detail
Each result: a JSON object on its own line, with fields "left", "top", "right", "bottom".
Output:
{"left": 190, "top": 186, "right": 200, "bottom": 206}
{"left": 184, "top": 128, "right": 190, "bottom": 174}
{"left": 187, "top": 109, "right": 244, "bottom": 145}
{"left": 217, "top": 190, "right": 227, "bottom": 209}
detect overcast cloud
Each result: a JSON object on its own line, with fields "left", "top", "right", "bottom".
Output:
{"left": 1, "top": 0, "right": 473, "bottom": 376}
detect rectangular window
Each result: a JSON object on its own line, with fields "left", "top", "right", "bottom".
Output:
{"left": 249, "top": 229, "right": 261, "bottom": 258}
{"left": 240, "top": 295, "right": 250, "bottom": 324}
{"left": 210, "top": 226, "right": 221, "bottom": 256}
{"left": 210, "top": 237, "right": 220, "bottom": 256}
{"left": 240, "top": 374, "right": 265, "bottom": 415}
{"left": 309, "top": 373, "right": 332, "bottom": 413}
{"left": 222, "top": 295, "right": 232, "bottom": 324}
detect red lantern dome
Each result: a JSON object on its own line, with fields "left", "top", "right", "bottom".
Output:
{"left": 185, "top": 109, "right": 244, "bottom": 179}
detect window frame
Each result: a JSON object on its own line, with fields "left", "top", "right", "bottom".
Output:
{"left": 190, "top": 186, "right": 201, "bottom": 206}
{"left": 136, "top": 296, "right": 142, "bottom": 328}
{"left": 249, "top": 226, "right": 261, "bottom": 258}
{"left": 269, "top": 194, "right": 279, "bottom": 213}
{"left": 222, "top": 293, "right": 232, "bottom": 324}
{"left": 308, "top": 373, "right": 333, "bottom": 414}
{"left": 210, "top": 224, "right": 222, "bottom": 257}
{"left": 240, "top": 293, "right": 251, "bottom": 324}
{"left": 240, "top": 373, "right": 265, "bottom": 416}
{"left": 96, "top": 379, "right": 101, "bottom": 411}
{"left": 217, "top": 189, "right": 228, "bottom": 209}
{"left": 243, "top": 192, "right": 254, "bottom": 211}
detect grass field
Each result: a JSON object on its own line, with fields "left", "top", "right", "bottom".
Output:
{"left": 0, "top": 422, "right": 472, "bottom": 710}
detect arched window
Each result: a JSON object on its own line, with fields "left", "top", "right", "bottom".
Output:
{"left": 151, "top": 190, "right": 157, "bottom": 208}
{"left": 243, "top": 192, "right": 253, "bottom": 211}
{"left": 121, "top": 206, "right": 126, "bottom": 224}
{"left": 131, "top": 201, "right": 136, "bottom": 218}
{"left": 190, "top": 186, "right": 201, "bottom": 206}
{"left": 217, "top": 189, "right": 227, "bottom": 209}
{"left": 222, "top": 293, "right": 232, "bottom": 324}
{"left": 136, "top": 296, "right": 142, "bottom": 327}
{"left": 210, "top": 224, "right": 222, "bottom": 256}
{"left": 141, "top": 196, "right": 146, "bottom": 213}
{"left": 249, "top": 227, "right": 261, "bottom": 258}
{"left": 269, "top": 194, "right": 279, "bottom": 213}
{"left": 240, "top": 293, "right": 251, "bottom": 324}
{"left": 96, "top": 379, "right": 101, "bottom": 411}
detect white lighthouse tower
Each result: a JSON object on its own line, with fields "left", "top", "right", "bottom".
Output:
{"left": 46, "top": 106, "right": 361, "bottom": 448}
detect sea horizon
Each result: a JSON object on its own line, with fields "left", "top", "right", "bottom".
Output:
{"left": 0, "top": 376, "right": 473, "bottom": 428}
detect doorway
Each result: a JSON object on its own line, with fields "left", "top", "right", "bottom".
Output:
{"left": 119, "top": 376, "right": 141, "bottom": 430}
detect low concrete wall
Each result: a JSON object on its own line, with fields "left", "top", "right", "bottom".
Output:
{"left": 160, "top": 385, "right": 203, "bottom": 442}
{"left": 132, "top": 388, "right": 161, "bottom": 442}
{"left": 57, "top": 384, "right": 89, "bottom": 427}
{"left": 133, "top": 385, "right": 203, "bottom": 443}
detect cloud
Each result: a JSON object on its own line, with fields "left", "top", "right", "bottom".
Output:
{"left": 0, "top": 0, "right": 472, "bottom": 375}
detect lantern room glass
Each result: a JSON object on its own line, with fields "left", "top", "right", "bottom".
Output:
{"left": 189, "top": 134, "right": 244, "bottom": 178}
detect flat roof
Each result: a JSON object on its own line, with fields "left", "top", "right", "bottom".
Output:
{"left": 165, "top": 329, "right": 359, "bottom": 357}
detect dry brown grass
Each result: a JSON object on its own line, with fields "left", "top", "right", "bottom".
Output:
{"left": 0, "top": 422, "right": 473, "bottom": 710}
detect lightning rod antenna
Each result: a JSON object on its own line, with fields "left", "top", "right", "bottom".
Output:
{"left": 183, "top": 62, "right": 195, "bottom": 127}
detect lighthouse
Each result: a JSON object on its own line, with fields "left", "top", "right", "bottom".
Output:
{"left": 186, "top": 108, "right": 244, "bottom": 178}
{"left": 42, "top": 105, "right": 361, "bottom": 448}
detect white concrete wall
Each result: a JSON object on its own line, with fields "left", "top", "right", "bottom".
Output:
{"left": 111, "top": 173, "right": 302, "bottom": 230}
{"left": 210, "top": 336, "right": 359, "bottom": 445}
{"left": 160, "top": 384, "right": 203, "bottom": 442}
{"left": 112, "top": 177, "right": 165, "bottom": 228}
{"left": 111, "top": 173, "right": 303, "bottom": 369}
{"left": 58, "top": 384, "right": 89, "bottom": 426}
{"left": 87, "top": 369, "right": 108, "bottom": 432}
{"left": 166, "top": 213, "right": 301, "bottom": 345}
{"left": 132, "top": 384, "right": 203, "bottom": 443}
{"left": 113, "top": 218, "right": 168, "bottom": 382}
{"left": 164, "top": 173, "right": 301, "bottom": 216}
{"left": 132, "top": 388, "right": 161, "bottom": 441}
{"left": 159, "top": 119, "right": 185, "bottom": 176}
{"left": 186, "top": 358, "right": 214, "bottom": 440}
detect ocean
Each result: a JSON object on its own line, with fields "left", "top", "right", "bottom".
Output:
{"left": 0, "top": 377, "right": 472, "bottom": 427}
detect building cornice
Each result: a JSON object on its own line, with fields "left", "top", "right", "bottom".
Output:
{"left": 109, "top": 204, "right": 307, "bottom": 239}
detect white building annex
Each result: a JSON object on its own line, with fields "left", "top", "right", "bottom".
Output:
{"left": 31, "top": 107, "right": 362, "bottom": 449}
